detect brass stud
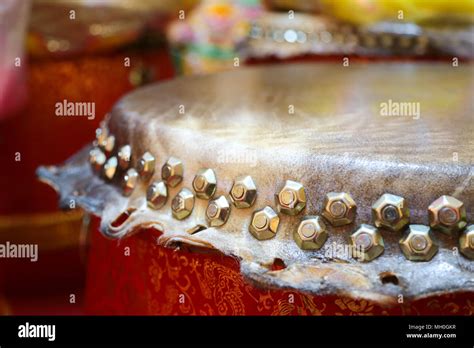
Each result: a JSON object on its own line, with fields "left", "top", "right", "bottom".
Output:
{"left": 103, "top": 135, "right": 115, "bottom": 155}
{"left": 275, "top": 180, "right": 306, "bottom": 216}
{"left": 192, "top": 168, "right": 217, "bottom": 199}
{"left": 95, "top": 127, "right": 114, "bottom": 155}
{"left": 362, "top": 33, "right": 377, "bottom": 48}
{"left": 380, "top": 34, "right": 394, "bottom": 48}
{"left": 294, "top": 216, "right": 327, "bottom": 250}
{"left": 121, "top": 168, "right": 138, "bottom": 196}
{"left": 350, "top": 224, "right": 384, "bottom": 262}
{"left": 230, "top": 175, "right": 257, "bottom": 208}
{"left": 459, "top": 225, "right": 474, "bottom": 260}
{"left": 96, "top": 127, "right": 108, "bottom": 145}
{"left": 117, "top": 145, "right": 132, "bottom": 170}
{"left": 399, "top": 35, "right": 412, "bottom": 49}
{"left": 147, "top": 181, "right": 168, "bottom": 210}
{"left": 89, "top": 147, "right": 106, "bottom": 172}
{"left": 162, "top": 157, "right": 183, "bottom": 187}
{"left": 371, "top": 193, "right": 409, "bottom": 232}
{"left": 103, "top": 156, "right": 118, "bottom": 181}
{"left": 399, "top": 225, "right": 438, "bottom": 261}
{"left": 428, "top": 195, "right": 467, "bottom": 234}
{"left": 322, "top": 192, "right": 357, "bottom": 226}
{"left": 249, "top": 206, "right": 280, "bottom": 240}
{"left": 137, "top": 151, "right": 155, "bottom": 179}
{"left": 171, "top": 188, "right": 194, "bottom": 220}
{"left": 206, "top": 195, "right": 231, "bottom": 227}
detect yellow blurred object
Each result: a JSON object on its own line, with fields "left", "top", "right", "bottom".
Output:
{"left": 320, "top": 0, "right": 474, "bottom": 24}
{"left": 0, "top": 211, "right": 86, "bottom": 252}
{"left": 209, "top": 3, "right": 234, "bottom": 17}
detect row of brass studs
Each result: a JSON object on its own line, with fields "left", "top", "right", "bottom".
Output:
{"left": 271, "top": 188, "right": 470, "bottom": 262}
{"left": 249, "top": 23, "right": 430, "bottom": 54}
{"left": 89, "top": 129, "right": 473, "bottom": 262}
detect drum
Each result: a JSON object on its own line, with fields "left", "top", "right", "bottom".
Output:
{"left": 38, "top": 63, "right": 473, "bottom": 315}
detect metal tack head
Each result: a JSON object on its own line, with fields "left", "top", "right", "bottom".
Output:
{"left": 249, "top": 206, "right": 280, "bottom": 240}
{"left": 206, "top": 195, "right": 231, "bottom": 227}
{"left": 275, "top": 180, "right": 306, "bottom": 216}
{"left": 428, "top": 195, "right": 467, "bottom": 235}
{"left": 171, "top": 188, "right": 194, "bottom": 220}
{"left": 350, "top": 224, "right": 384, "bottom": 262}
{"left": 102, "top": 135, "right": 115, "bottom": 155}
{"left": 117, "top": 145, "right": 132, "bottom": 170}
{"left": 96, "top": 126, "right": 108, "bottom": 145}
{"left": 162, "top": 157, "right": 183, "bottom": 187}
{"left": 89, "top": 147, "right": 106, "bottom": 172}
{"left": 147, "top": 181, "right": 168, "bottom": 210}
{"left": 121, "top": 168, "right": 139, "bottom": 196}
{"left": 322, "top": 192, "right": 357, "bottom": 226}
{"left": 192, "top": 168, "right": 217, "bottom": 199}
{"left": 372, "top": 193, "right": 409, "bottom": 232}
{"left": 459, "top": 225, "right": 474, "bottom": 260}
{"left": 294, "top": 216, "right": 327, "bottom": 250}
{"left": 229, "top": 175, "right": 257, "bottom": 208}
{"left": 102, "top": 156, "right": 118, "bottom": 181}
{"left": 399, "top": 225, "right": 438, "bottom": 262}
{"left": 137, "top": 151, "right": 156, "bottom": 179}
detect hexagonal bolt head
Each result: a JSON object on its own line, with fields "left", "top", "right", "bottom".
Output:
{"left": 459, "top": 225, "right": 474, "bottom": 260}
{"left": 161, "top": 157, "right": 183, "bottom": 187}
{"left": 137, "top": 151, "right": 156, "bottom": 179}
{"left": 192, "top": 168, "right": 217, "bottom": 199}
{"left": 428, "top": 195, "right": 467, "bottom": 235}
{"left": 171, "top": 188, "right": 194, "bottom": 220}
{"left": 230, "top": 175, "right": 257, "bottom": 208}
{"left": 249, "top": 206, "right": 280, "bottom": 240}
{"left": 121, "top": 168, "right": 139, "bottom": 196}
{"left": 89, "top": 147, "right": 106, "bottom": 172}
{"left": 206, "top": 195, "right": 231, "bottom": 227}
{"left": 96, "top": 127, "right": 108, "bottom": 147}
{"left": 371, "top": 193, "right": 409, "bottom": 232}
{"left": 350, "top": 224, "right": 384, "bottom": 262}
{"left": 399, "top": 224, "right": 438, "bottom": 261}
{"left": 147, "top": 181, "right": 168, "bottom": 210}
{"left": 100, "top": 135, "right": 115, "bottom": 155}
{"left": 322, "top": 192, "right": 357, "bottom": 226}
{"left": 102, "top": 156, "right": 118, "bottom": 181}
{"left": 275, "top": 180, "right": 306, "bottom": 216}
{"left": 117, "top": 145, "right": 132, "bottom": 170}
{"left": 294, "top": 216, "right": 328, "bottom": 250}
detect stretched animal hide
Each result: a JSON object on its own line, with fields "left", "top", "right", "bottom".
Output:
{"left": 38, "top": 63, "right": 473, "bottom": 304}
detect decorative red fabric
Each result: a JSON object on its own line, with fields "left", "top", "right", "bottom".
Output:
{"left": 85, "top": 226, "right": 474, "bottom": 316}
